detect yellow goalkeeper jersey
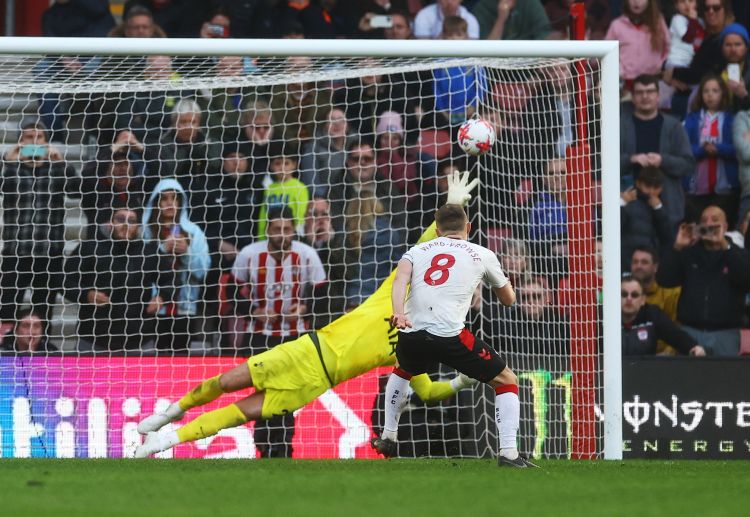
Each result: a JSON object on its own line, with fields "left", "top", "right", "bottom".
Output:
{"left": 317, "top": 222, "right": 438, "bottom": 386}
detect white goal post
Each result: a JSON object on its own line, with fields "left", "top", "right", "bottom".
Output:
{"left": 0, "top": 37, "right": 621, "bottom": 460}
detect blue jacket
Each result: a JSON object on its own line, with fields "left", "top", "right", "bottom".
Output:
{"left": 683, "top": 110, "right": 739, "bottom": 190}
{"left": 142, "top": 178, "right": 210, "bottom": 316}
{"left": 529, "top": 192, "right": 567, "bottom": 241}
{"left": 433, "top": 65, "right": 487, "bottom": 123}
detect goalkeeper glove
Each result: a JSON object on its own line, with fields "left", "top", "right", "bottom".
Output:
{"left": 446, "top": 170, "right": 480, "bottom": 206}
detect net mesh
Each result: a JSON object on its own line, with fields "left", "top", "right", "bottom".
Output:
{"left": 0, "top": 53, "right": 602, "bottom": 459}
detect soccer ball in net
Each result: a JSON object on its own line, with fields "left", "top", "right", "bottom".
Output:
{"left": 457, "top": 117, "right": 496, "bottom": 156}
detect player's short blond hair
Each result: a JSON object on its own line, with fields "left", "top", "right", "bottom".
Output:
{"left": 435, "top": 204, "right": 468, "bottom": 233}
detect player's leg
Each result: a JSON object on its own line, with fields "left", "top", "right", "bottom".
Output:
{"left": 380, "top": 365, "right": 413, "bottom": 442}
{"left": 372, "top": 331, "right": 431, "bottom": 457}
{"left": 245, "top": 334, "right": 295, "bottom": 458}
{"left": 438, "top": 329, "right": 536, "bottom": 468}
{"left": 488, "top": 367, "right": 535, "bottom": 467}
{"left": 135, "top": 391, "right": 264, "bottom": 458}
{"left": 137, "top": 361, "right": 254, "bottom": 434}
{"left": 371, "top": 365, "right": 411, "bottom": 458}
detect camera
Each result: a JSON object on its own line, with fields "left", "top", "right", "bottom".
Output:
{"left": 20, "top": 144, "right": 48, "bottom": 159}
{"left": 697, "top": 225, "right": 719, "bottom": 237}
{"left": 207, "top": 24, "right": 229, "bottom": 38}
{"left": 370, "top": 15, "right": 393, "bottom": 29}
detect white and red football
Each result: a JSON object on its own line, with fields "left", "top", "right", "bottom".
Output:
{"left": 457, "top": 117, "right": 496, "bottom": 156}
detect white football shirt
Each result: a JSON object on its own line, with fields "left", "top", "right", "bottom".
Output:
{"left": 401, "top": 237, "right": 508, "bottom": 337}
{"left": 233, "top": 240, "right": 326, "bottom": 337}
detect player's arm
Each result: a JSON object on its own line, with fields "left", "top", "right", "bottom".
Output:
{"left": 493, "top": 283, "right": 516, "bottom": 306}
{"left": 486, "top": 249, "right": 516, "bottom": 306}
{"left": 409, "top": 373, "right": 478, "bottom": 405}
{"left": 390, "top": 258, "right": 413, "bottom": 329}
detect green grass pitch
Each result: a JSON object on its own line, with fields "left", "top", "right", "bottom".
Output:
{"left": 2, "top": 459, "right": 749, "bottom": 516}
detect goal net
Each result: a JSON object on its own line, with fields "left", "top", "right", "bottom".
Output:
{"left": 0, "top": 39, "right": 618, "bottom": 459}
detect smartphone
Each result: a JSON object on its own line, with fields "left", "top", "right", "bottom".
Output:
{"left": 620, "top": 174, "right": 634, "bottom": 191}
{"left": 207, "top": 23, "right": 229, "bottom": 38}
{"left": 20, "top": 144, "right": 47, "bottom": 159}
{"left": 728, "top": 63, "right": 741, "bottom": 82}
{"left": 370, "top": 15, "right": 393, "bottom": 29}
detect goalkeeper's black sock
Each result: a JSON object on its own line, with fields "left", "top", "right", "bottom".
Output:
{"left": 382, "top": 368, "right": 412, "bottom": 441}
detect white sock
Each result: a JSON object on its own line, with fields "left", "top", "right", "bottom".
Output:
{"left": 495, "top": 388, "right": 520, "bottom": 459}
{"left": 382, "top": 372, "right": 410, "bottom": 441}
{"left": 165, "top": 403, "right": 184, "bottom": 420}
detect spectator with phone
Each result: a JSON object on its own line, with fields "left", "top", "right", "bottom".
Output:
{"left": 200, "top": 10, "right": 230, "bottom": 38}
{"left": 657, "top": 205, "right": 750, "bottom": 355}
{"left": 716, "top": 23, "right": 750, "bottom": 112}
{"left": 359, "top": 2, "right": 414, "bottom": 38}
{"left": 143, "top": 179, "right": 211, "bottom": 353}
{"left": 359, "top": 8, "right": 393, "bottom": 37}
{"left": 0, "top": 118, "right": 80, "bottom": 326}
{"left": 171, "top": 10, "right": 234, "bottom": 76}
{"left": 668, "top": 20, "right": 750, "bottom": 115}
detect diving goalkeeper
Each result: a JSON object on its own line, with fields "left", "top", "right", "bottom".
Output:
{"left": 134, "top": 171, "right": 480, "bottom": 458}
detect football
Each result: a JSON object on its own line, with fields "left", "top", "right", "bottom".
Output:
{"left": 457, "top": 117, "right": 496, "bottom": 156}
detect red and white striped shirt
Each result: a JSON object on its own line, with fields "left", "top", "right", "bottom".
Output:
{"left": 232, "top": 240, "right": 326, "bottom": 337}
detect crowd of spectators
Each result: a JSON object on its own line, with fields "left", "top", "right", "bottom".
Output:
{"left": 2, "top": 0, "right": 750, "bottom": 362}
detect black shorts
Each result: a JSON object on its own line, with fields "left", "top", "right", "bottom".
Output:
{"left": 395, "top": 328, "right": 507, "bottom": 384}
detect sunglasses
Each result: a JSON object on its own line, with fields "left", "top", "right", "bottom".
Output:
{"left": 704, "top": 5, "right": 723, "bottom": 12}
{"left": 621, "top": 291, "right": 642, "bottom": 299}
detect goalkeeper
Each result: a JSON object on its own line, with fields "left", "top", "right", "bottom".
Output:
{"left": 134, "top": 171, "right": 480, "bottom": 458}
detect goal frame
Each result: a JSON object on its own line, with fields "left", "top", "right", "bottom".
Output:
{"left": 0, "top": 37, "right": 622, "bottom": 460}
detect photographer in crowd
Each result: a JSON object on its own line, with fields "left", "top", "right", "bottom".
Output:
{"left": 657, "top": 205, "right": 750, "bottom": 355}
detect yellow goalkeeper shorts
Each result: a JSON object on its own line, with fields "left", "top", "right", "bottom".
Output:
{"left": 246, "top": 333, "right": 331, "bottom": 420}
